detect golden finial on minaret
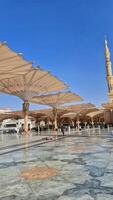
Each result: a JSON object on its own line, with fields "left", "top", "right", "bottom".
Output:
{"left": 104, "top": 39, "right": 113, "bottom": 96}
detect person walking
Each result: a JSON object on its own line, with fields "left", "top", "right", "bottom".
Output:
{"left": 61, "top": 126, "right": 65, "bottom": 136}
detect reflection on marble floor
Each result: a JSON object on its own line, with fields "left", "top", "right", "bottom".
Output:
{"left": 0, "top": 129, "right": 113, "bottom": 199}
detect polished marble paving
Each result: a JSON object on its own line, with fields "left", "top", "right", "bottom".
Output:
{"left": 0, "top": 129, "right": 113, "bottom": 199}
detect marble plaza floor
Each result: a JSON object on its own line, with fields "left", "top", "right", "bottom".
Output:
{"left": 0, "top": 129, "right": 113, "bottom": 199}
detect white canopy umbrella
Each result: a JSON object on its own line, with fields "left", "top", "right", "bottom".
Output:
{"left": 0, "top": 68, "right": 68, "bottom": 133}
{"left": 0, "top": 42, "right": 32, "bottom": 79}
{"left": 30, "top": 91, "right": 83, "bottom": 129}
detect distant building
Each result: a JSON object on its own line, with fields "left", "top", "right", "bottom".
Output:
{"left": 1, "top": 118, "right": 35, "bottom": 133}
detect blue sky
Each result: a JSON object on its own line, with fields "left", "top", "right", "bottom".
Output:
{"left": 0, "top": 0, "right": 113, "bottom": 110}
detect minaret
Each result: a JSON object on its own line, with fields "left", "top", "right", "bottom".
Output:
{"left": 104, "top": 39, "right": 112, "bottom": 95}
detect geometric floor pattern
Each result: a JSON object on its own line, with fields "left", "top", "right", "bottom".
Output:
{"left": 0, "top": 129, "right": 113, "bottom": 200}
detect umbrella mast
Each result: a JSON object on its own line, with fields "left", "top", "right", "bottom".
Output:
{"left": 53, "top": 107, "right": 58, "bottom": 130}
{"left": 23, "top": 101, "right": 29, "bottom": 133}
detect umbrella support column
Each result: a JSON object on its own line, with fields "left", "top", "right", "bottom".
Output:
{"left": 38, "top": 122, "right": 40, "bottom": 135}
{"left": 91, "top": 117, "right": 94, "bottom": 129}
{"left": 76, "top": 115, "right": 80, "bottom": 130}
{"left": 53, "top": 108, "right": 58, "bottom": 130}
{"left": 23, "top": 101, "right": 29, "bottom": 134}
{"left": 54, "top": 115, "right": 58, "bottom": 130}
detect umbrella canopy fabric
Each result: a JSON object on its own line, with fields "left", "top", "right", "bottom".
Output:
{"left": 30, "top": 92, "right": 82, "bottom": 107}
{"left": 0, "top": 68, "right": 68, "bottom": 101}
{"left": 0, "top": 103, "right": 98, "bottom": 122}
{"left": 86, "top": 110, "right": 104, "bottom": 118}
{"left": 0, "top": 42, "right": 32, "bottom": 79}
{"left": 60, "top": 104, "right": 97, "bottom": 118}
{"left": 60, "top": 112, "right": 78, "bottom": 119}
{"left": 63, "top": 103, "right": 97, "bottom": 114}
{"left": 0, "top": 109, "right": 51, "bottom": 123}
{"left": 102, "top": 102, "right": 113, "bottom": 110}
